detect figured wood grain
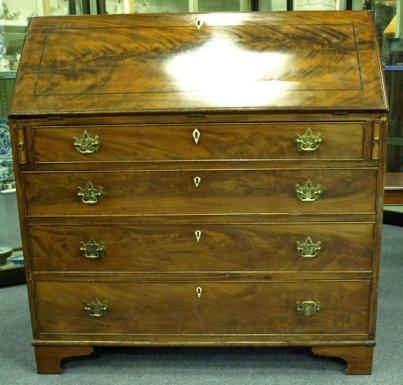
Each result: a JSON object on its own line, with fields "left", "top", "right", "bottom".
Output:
{"left": 23, "top": 169, "right": 377, "bottom": 216}
{"left": 33, "top": 122, "right": 365, "bottom": 163}
{"left": 29, "top": 223, "right": 373, "bottom": 273}
{"left": 37, "top": 25, "right": 361, "bottom": 95}
{"left": 10, "top": 11, "right": 387, "bottom": 116}
{"left": 36, "top": 280, "right": 370, "bottom": 335}
{"left": 8, "top": 10, "right": 388, "bottom": 376}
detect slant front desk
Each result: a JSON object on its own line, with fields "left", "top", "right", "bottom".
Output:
{"left": 10, "top": 11, "right": 388, "bottom": 374}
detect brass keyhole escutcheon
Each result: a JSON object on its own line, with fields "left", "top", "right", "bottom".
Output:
{"left": 195, "top": 230, "right": 202, "bottom": 242}
{"left": 194, "top": 176, "right": 202, "bottom": 188}
{"left": 195, "top": 19, "right": 204, "bottom": 29}
{"left": 196, "top": 286, "right": 203, "bottom": 298}
{"left": 192, "top": 129, "right": 201, "bottom": 144}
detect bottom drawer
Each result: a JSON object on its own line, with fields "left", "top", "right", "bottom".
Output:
{"left": 36, "top": 280, "right": 370, "bottom": 336}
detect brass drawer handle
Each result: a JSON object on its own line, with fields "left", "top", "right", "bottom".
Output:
{"left": 77, "top": 181, "right": 103, "bottom": 205}
{"left": 194, "top": 176, "right": 202, "bottom": 188}
{"left": 295, "top": 299, "right": 321, "bottom": 317}
{"left": 84, "top": 298, "right": 108, "bottom": 318}
{"left": 296, "top": 236, "right": 322, "bottom": 258}
{"left": 80, "top": 237, "right": 105, "bottom": 259}
{"left": 295, "top": 179, "right": 322, "bottom": 202}
{"left": 192, "top": 128, "right": 201, "bottom": 144}
{"left": 196, "top": 286, "right": 203, "bottom": 298}
{"left": 295, "top": 128, "right": 322, "bottom": 152}
{"left": 195, "top": 229, "right": 202, "bottom": 242}
{"left": 73, "top": 130, "right": 100, "bottom": 154}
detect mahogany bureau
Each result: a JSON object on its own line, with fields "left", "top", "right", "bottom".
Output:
{"left": 9, "top": 11, "right": 388, "bottom": 374}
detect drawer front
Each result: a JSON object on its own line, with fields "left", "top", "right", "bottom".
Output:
{"left": 30, "top": 223, "right": 373, "bottom": 272}
{"left": 36, "top": 280, "right": 370, "bottom": 335}
{"left": 33, "top": 122, "right": 364, "bottom": 163}
{"left": 24, "top": 169, "right": 376, "bottom": 216}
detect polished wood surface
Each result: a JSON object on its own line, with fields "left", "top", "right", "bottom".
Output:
{"left": 30, "top": 223, "right": 373, "bottom": 272}
{"left": 34, "top": 345, "right": 94, "bottom": 374}
{"left": 10, "top": 11, "right": 387, "bottom": 116}
{"left": 9, "top": 11, "right": 387, "bottom": 375}
{"left": 384, "top": 172, "right": 403, "bottom": 205}
{"left": 312, "top": 345, "right": 374, "bottom": 375}
{"left": 36, "top": 280, "right": 370, "bottom": 335}
{"left": 23, "top": 169, "right": 376, "bottom": 216}
{"left": 383, "top": 15, "right": 396, "bottom": 39}
{"left": 33, "top": 122, "right": 365, "bottom": 163}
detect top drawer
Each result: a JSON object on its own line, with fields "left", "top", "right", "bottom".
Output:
{"left": 32, "top": 122, "right": 365, "bottom": 163}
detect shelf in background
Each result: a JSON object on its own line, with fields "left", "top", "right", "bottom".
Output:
{"left": 0, "top": 71, "right": 17, "bottom": 80}
{"left": 385, "top": 172, "right": 403, "bottom": 205}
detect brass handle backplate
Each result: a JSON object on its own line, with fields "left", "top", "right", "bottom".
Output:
{"left": 295, "top": 299, "right": 321, "bottom": 317}
{"left": 295, "top": 179, "right": 322, "bottom": 202}
{"left": 84, "top": 298, "right": 108, "bottom": 318}
{"left": 80, "top": 237, "right": 105, "bottom": 259}
{"left": 77, "top": 181, "right": 103, "bottom": 205}
{"left": 73, "top": 130, "right": 101, "bottom": 154}
{"left": 295, "top": 128, "right": 322, "bottom": 152}
{"left": 296, "top": 236, "right": 322, "bottom": 258}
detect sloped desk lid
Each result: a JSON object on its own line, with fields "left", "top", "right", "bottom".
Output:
{"left": 10, "top": 11, "right": 387, "bottom": 116}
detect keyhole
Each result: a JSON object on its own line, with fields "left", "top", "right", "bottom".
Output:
{"left": 196, "top": 286, "right": 203, "bottom": 298}
{"left": 195, "top": 19, "right": 204, "bottom": 29}
{"left": 195, "top": 230, "right": 202, "bottom": 242}
{"left": 192, "top": 129, "right": 201, "bottom": 144}
{"left": 194, "top": 176, "right": 201, "bottom": 188}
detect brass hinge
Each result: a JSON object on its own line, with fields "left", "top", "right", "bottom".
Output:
{"left": 16, "top": 125, "right": 27, "bottom": 164}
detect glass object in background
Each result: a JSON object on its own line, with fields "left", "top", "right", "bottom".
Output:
{"left": 134, "top": 0, "right": 251, "bottom": 13}
{"left": 0, "top": 2, "right": 25, "bottom": 284}
{"left": 106, "top": 0, "right": 125, "bottom": 13}
{"left": 199, "top": 0, "right": 251, "bottom": 12}
{"left": 293, "top": 0, "right": 347, "bottom": 10}
{"left": 0, "top": 1, "right": 34, "bottom": 25}
{"left": 259, "top": 1, "right": 287, "bottom": 10}
{"left": 45, "top": 0, "right": 70, "bottom": 15}
{"left": 135, "top": 0, "right": 189, "bottom": 13}
{"left": 0, "top": 117, "right": 23, "bottom": 282}
{"left": 259, "top": 0, "right": 349, "bottom": 11}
